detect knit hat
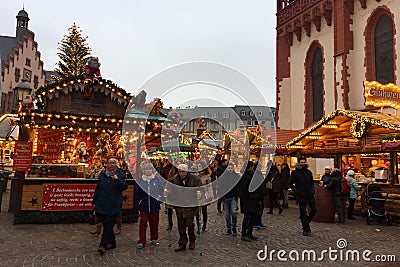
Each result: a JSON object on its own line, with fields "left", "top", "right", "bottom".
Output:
{"left": 324, "top": 166, "right": 331, "bottom": 170}
{"left": 178, "top": 164, "right": 189, "bottom": 172}
{"left": 346, "top": 170, "right": 355, "bottom": 177}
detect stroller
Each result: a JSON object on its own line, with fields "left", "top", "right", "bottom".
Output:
{"left": 365, "top": 184, "right": 392, "bottom": 226}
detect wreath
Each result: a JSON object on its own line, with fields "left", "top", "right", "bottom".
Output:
{"left": 350, "top": 119, "right": 367, "bottom": 139}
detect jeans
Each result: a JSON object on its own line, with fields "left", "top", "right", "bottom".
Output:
{"left": 298, "top": 199, "right": 317, "bottom": 232}
{"left": 196, "top": 206, "right": 208, "bottom": 230}
{"left": 282, "top": 189, "right": 289, "bottom": 205}
{"left": 348, "top": 198, "right": 356, "bottom": 218}
{"left": 334, "top": 195, "right": 348, "bottom": 223}
{"left": 223, "top": 197, "right": 237, "bottom": 230}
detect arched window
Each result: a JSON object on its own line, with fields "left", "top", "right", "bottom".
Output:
{"left": 374, "top": 14, "right": 394, "bottom": 84}
{"left": 312, "top": 47, "right": 323, "bottom": 122}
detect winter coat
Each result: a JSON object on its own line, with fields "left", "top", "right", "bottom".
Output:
{"left": 93, "top": 168, "right": 128, "bottom": 215}
{"left": 289, "top": 163, "right": 315, "bottom": 203}
{"left": 327, "top": 174, "right": 343, "bottom": 197}
{"left": 239, "top": 170, "right": 261, "bottom": 214}
{"left": 270, "top": 171, "right": 283, "bottom": 193}
{"left": 347, "top": 177, "right": 359, "bottom": 199}
{"left": 281, "top": 167, "right": 291, "bottom": 190}
{"left": 221, "top": 171, "right": 241, "bottom": 199}
{"left": 134, "top": 173, "right": 165, "bottom": 213}
{"left": 321, "top": 174, "right": 332, "bottom": 186}
{"left": 171, "top": 173, "right": 203, "bottom": 218}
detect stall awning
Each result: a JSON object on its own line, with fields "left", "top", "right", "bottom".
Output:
{"left": 0, "top": 114, "right": 18, "bottom": 140}
{"left": 285, "top": 109, "right": 400, "bottom": 155}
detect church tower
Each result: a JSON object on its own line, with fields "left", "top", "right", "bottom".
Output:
{"left": 16, "top": 8, "right": 30, "bottom": 39}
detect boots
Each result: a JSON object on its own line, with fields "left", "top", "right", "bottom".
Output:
{"left": 115, "top": 216, "right": 122, "bottom": 235}
{"left": 90, "top": 223, "right": 102, "bottom": 237}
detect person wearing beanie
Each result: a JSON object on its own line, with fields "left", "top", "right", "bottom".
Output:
{"left": 170, "top": 164, "right": 202, "bottom": 252}
{"left": 346, "top": 170, "right": 359, "bottom": 220}
{"left": 321, "top": 166, "right": 332, "bottom": 186}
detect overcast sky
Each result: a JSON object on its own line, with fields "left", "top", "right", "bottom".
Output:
{"left": 2, "top": 0, "right": 276, "bottom": 108}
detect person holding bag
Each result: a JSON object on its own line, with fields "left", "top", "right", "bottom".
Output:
{"left": 267, "top": 163, "right": 283, "bottom": 215}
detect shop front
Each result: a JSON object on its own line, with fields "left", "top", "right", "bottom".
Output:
{"left": 284, "top": 108, "right": 400, "bottom": 222}
{"left": 9, "top": 76, "right": 138, "bottom": 223}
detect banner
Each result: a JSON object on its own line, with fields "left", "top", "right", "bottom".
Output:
{"left": 13, "top": 141, "right": 33, "bottom": 171}
{"left": 36, "top": 129, "right": 64, "bottom": 163}
{"left": 364, "top": 80, "right": 400, "bottom": 109}
{"left": 42, "top": 184, "right": 96, "bottom": 211}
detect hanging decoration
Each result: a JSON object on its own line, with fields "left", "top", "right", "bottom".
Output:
{"left": 350, "top": 119, "right": 367, "bottom": 139}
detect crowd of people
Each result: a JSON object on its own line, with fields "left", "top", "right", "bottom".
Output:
{"left": 91, "top": 154, "right": 361, "bottom": 255}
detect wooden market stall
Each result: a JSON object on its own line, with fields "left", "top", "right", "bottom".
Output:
{"left": 9, "top": 75, "right": 138, "bottom": 223}
{"left": 284, "top": 108, "right": 400, "bottom": 221}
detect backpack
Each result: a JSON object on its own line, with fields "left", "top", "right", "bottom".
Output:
{"left": 341, "top": 177, "right": 351, "bottom": 195}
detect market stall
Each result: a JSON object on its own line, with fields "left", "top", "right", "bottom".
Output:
{"left": 9, "top": 74, "right": 138, "bottom": 223}
{"left": 284, "top": 107, "right": 400, "bottom": 221}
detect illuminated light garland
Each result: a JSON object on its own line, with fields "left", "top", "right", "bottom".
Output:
{"left": 350, "top": 119, "right": 367, "bottom": 139}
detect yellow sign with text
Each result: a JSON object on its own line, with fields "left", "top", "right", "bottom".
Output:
{"left": 364, "top": 81, "right": 400, "bottom": 109}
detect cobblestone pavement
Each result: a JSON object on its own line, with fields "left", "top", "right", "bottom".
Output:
{"left": 1, "top": 189, "right": 399, "bottom": 267}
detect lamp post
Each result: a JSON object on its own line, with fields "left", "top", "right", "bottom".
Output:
{"left": 9, "top": 80, "right": 32, "bottom": 214}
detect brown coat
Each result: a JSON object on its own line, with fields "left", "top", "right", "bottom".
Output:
{"left": 171, "top": 173, "right": 202, "bottom": 218}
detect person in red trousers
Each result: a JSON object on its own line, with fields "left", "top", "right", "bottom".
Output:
{"left": 134, "top": 162, "right": 165, "bottom": 249}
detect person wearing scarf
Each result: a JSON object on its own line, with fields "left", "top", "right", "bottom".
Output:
{"left": 93, "top": 156, "right": 128, "bottom": 255}
{"left": 135, "top": 162, "right": 165, "bottom": 249}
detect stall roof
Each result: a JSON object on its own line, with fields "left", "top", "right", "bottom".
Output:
{"left": 285, "top": 109, "right": 400, "bottom": 155}
{"left": 0, "top": 114, "right": 18, "bottom": 140}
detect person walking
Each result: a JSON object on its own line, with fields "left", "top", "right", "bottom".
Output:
{"left": 253, "top": 161, "right": 269, "bottom": 229}
{"left": 289, "top": 157, "right": 317, "bottom": 236}
{"left": 93, "top": 156, "right": 128, "bottom": 255}
{"left": 328, "top": 168, "right": 349, "bottom": 224}
{"left": 135, "top": 163, "right": 165, "bottom": 249}
{"left": 346, "top": 170, "right": 359, "bottom": 220}
{"left": 281, "top": 163, "right": 291, "bottom": 208}
{"left": 171, "top": 164, "right": 202, "bottom": 252}
{"left": 216, "top": 159, "right": 228, "bottom": 213}
{"left": 195, "top": 161, "right": 212, "bottom": 234}
{"left": 267, "top": 162, "right": 284, "bottom": 215}
{"left": 221, "top": 163, "right": 240, "bottom": 235}
{"left": 239, "top": 161, "right": 259, "bottom": 242}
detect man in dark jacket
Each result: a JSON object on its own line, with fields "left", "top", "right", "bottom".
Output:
{"left": 221, "top": 163, "right": 241, "bottom": 235}
{"left": 216, "top": 159, "right": 228, "bottom": 212}
{"left": 170, "top": 164, "right": 202, "bottom": 252}
{"left": 327, "top": 169, "right": 347, "bottom": 224}
{"left": 281, "top": 163, "right": 291, "bottom": 208}
{"left": 289, "top": 157, "right": 317, "bottom": 236}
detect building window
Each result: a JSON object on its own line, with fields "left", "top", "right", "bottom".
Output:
{"left": 312, "top": 47, "right": 323, "bottom": 122}
{"left": 250, "top": 111, "right": 254, "bottom": 116}
{"left": 258, "top": 111, "right": 263, "bottom": 116}
{"left": 375, "top": 14, "right": 394, "bottom": 85}
{"left": 254, "top": 120, "right": 259, "bottom": 125}
{"left": 222, "top": 112, "right": 229, "bottom": 118}
{"left": 247, "top": 120, "right": 252, "bottom": 126}
{"left": 212, "top": 112, "right": 218, "bottom": 118}
{"left": 25, "top": 58, "right": 31, "bottom": 67}
{"left": 241, "top": 110, "right": 246, "bottom": 116}
{"left": 14, "top": 68, "right": 20, "bottom": 83}
{"left": 33, "top": 75, "right": 39, "bottom": 89}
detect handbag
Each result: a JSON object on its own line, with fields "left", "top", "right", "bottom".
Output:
{"left": 266, "top": 177, "right": 274, "bottom": 190}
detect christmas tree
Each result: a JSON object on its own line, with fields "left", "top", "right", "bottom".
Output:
{"left": 54, "top": 23, "right": 92, "bottom": 80}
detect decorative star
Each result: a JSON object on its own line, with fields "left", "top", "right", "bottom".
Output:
{"left": 29, "top": 198, "right": 38, "bottom": 206}
{"left": 122, "top": 195, "right": 129, "bottom": 203}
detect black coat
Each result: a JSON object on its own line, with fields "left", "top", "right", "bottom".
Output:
{"left": 281, "top": 167, "right": 291, "bottom": 190}
{"left": 289, "top": 163, "right": 315, "bottom": 203}
{"left": 271, "top": 171, "right": 283, "bottom": 193}
{"left": 239, "top": 170, "right": 260, "bottom": 214}
{"left": 327, "top": 175, "right": 343, "bottom": 197}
